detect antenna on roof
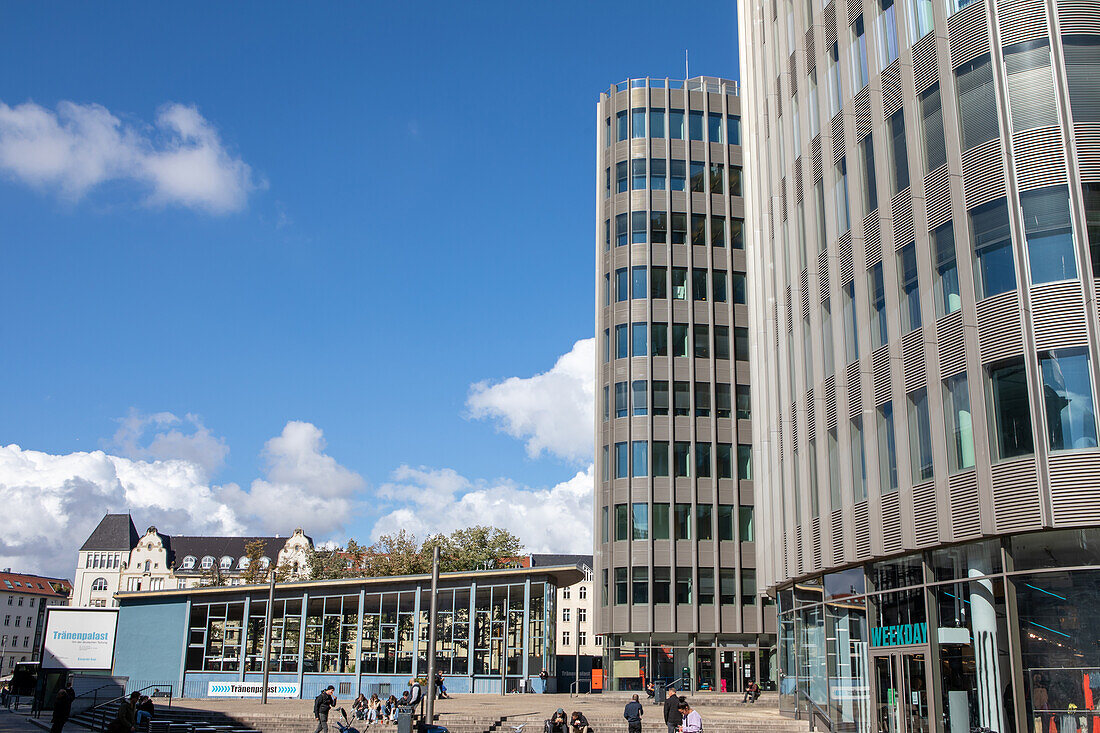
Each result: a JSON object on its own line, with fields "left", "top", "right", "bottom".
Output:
{"left": 685, "top": 50, "right": 689, "bottom": 80}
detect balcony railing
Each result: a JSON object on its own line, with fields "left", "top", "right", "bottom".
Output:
{"left": 611, "top": 76, "right": 739, "bottom": 95}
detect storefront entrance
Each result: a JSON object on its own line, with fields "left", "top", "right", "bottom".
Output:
{"left": 720, "top": 650, "right": 757, "bottom": 693}
{"left": 871, "top": 652, "right": 930, "bottom": 733}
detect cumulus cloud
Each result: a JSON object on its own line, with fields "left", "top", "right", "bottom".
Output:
{"left": 0, "top": 420, "right": 362, "bottom": 577}
{"left": 0, "top": 99, "right": 257, "bottom": 213}
{"left": 467, "top": 338, "right": 595, "bottom": 462}
{"left": 109, "top": 409, "right": 229, "bottom": 477}
{"left": 371, "top": 464, "right": 593, "bottom": 554}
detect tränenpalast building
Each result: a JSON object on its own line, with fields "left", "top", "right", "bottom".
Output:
{"left": 738, "top": 0, "right": 1100, "bottom": 730}
{"left": 593, "top": 76, "right": 776, "bottom": 695}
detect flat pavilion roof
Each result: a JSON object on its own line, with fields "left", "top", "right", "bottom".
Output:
{"left": 114, "top": 563, "right": 586, "bottom": 602}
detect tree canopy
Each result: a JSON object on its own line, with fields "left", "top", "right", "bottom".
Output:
{"left": 307, "top": 526, "right": 525, "bottom": 580}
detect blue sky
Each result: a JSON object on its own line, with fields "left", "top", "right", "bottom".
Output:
{"left": 0, "top": 2, "right": 738, "bottom": 575}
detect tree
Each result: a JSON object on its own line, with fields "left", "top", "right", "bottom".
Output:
{"left": 307, "top": 544, "right": 348, "bottom": 580}
{"left": 241, "top": 539, "right": 268, "bottom": 585}
{"left": 364, "top": 529, "right": 424, "bottom": 576}
{"left": 435, "top": 526, "right": 524, "bottom": 572}
{"left": 199, "top": 562, "right": 227, "bottom": 587}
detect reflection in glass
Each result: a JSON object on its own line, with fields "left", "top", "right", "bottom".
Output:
{"left": 1040, "top": 348, "right": 1099, "bottom": 450}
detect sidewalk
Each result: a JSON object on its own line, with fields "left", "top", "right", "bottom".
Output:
{"left": 0, "top": 710, "right": 48, "bottom": 733}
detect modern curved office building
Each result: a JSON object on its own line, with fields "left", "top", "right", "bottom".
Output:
{"left": 593, "top": 77, "right": 774, "bottom": 694}
{"left": 739, "top": 0, "right": 1100, "bottom": 729}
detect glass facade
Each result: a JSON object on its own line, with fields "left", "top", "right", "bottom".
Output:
{"left": 777, "top": 531, "right": 1100, "bottom": 733}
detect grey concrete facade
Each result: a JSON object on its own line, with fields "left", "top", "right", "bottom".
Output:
{"left": 594, "top": 77, "right": 774, "bottom": 692}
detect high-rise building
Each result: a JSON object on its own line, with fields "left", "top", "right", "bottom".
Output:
{"left": 740, "top": 0, "right": 1100, "bottom": 729}
{"left": 594, "top": 76, "right": 774, "bottom": 694}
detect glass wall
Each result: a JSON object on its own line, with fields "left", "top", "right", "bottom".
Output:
{"left": 776, "top": 531, "right": 1100, "bottom": 733}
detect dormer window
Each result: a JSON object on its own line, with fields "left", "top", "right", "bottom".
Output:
{"left": 219, "top": 556, "right": 233, "bottom": 570}
{"left": 181, "top": 556, "right": 196, "bottom": 570}
{"left": 200, "top": 556, "right": 214, "bottom": 570}
{"left": 238, "top": 557, "right": 250, "bottom": 569}
{"left": 260, "top": 557, "right": 271, "bottom": 569}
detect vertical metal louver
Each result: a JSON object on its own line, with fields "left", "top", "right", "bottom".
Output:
{"left": 832, "top": 111, "right": 846, "bottom": 164}
{"left": 998, "top": 0, "right": 1048, "bottom": 46}
{"left": 801, "top": 269, "right": 811, "bottom": 320}
{"left": 806, "top": 28, "right": 816, "bottom": 65}
{"left": 1031, "top": 281, "right": 1090, "bottom": 348}
{"left": 847, "top": 0, "right": 863, "bottom": 26}
{"left": 781, "top": 178, "right": 789, "bottom": 220}
{"left": 912, "top": 32, "right": 939, "bottom": 93}
{"left": 949, "top": 470, "right": 982, "bottom": 540}
{"left": 912, "top": 480, "right": 939, "bottom": 545}
{"left": 785, "top": 285, "right": 794, "bottom": 334}
{"left": 976, "top": 290, "right": 1024, "bottom": 362}
{"left": 881, "top": 63, "right": 904, "bottom": 116}
{"left": 937, "top": 310, "right": 967, "bottom": 375}
{"left": 795, "top": 163, "right": 804, "bottom": 201}
{"left": 891, "top": 190, "right": 915, "bottom": 248}
{"left": 807, "top": 388, "right": 817, "bottom": 439}
{"left": 865, "top": 214, "right": 882, "bottom": 265}
{"left": 902, "top": 329, "right": 927, "bottom": 391}
{"left": 881, "top": 491, "right": 903, "bottom": 553}
{"left": 1049, "top": 452, "right": 1100, "bottom": 524}
{"left": 1063, "top": 36, "right": 1100, "bottom": 123}
{"left": 795, "top": 525, "right": 805, "bottom": 575}
{"left": 872, "top": 346, "right": 892, "bottom": 404}
{"left": 811, "top": 516, "right": 824, "bottom": 570}
{"left": 962, "top": 138, "right": 1006, "bottom": 209}
{"left": 790, "top": 52, "right": 800, "bottom": 96}
{"left": 991, "top": 458, "right": 1042, "bottom": 532}
{"left": 948, "top": 1, "right": 991, "bottom": 68}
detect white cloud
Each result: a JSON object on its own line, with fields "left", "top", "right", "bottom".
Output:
{"left": 109, "top": 409, "right": 229, "bottom": 477}
{"left": 467, "top": 338, "right": 595, "bottom": 462}
{"left": 0, "top": 99, "right": 257, "bottom": 213}
{"left": 0, "top": 420, "right": 362, "bottom": 578}
{"left": 371, "top": 464, "right": 593, "bottom": 555}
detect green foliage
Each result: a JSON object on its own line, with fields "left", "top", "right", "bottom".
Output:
{"left": 304, "top": 526, "right": 525, "bottom": 580}
{"left": 241, "top": 539, "right": 269, "bottom": 585}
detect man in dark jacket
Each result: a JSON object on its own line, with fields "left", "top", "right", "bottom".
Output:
{"left": 624, "top": 694, "right": 644, "bottom": 733}
{"left": 663, "top": 692, "right": 684, "bottom": 733}
{"left": 313, "top": 685, "right": 336, "bottom": 733}
{"left": 51, "top": 681, "right": 75, "bottom": 733}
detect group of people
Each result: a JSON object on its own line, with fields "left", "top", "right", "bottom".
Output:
{"left": 349, "top": 692, "right": 406, "bottom": 725}
{"left": 314, "top": 675, "right": 446, "bottom": 733}
{"left": 544, "top": 692, "right": 703, "bottom": 733}
{"left": 546, "top": 708, "right": 591, "bottom": 733}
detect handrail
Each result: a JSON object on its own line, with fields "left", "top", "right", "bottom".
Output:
{"left": 84, "top": 684, "right": 174, "bottom": 732}
{"left": 569, "top": 679, "right": 592, "bottom": 697}
{"left": 796, "top": 689, "right": 833, "bottom": 732}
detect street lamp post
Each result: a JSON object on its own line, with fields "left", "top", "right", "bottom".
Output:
{"left": 424, "top": 546, "right": 440, "bottom": 727}
{"left": 260, "top": 571, "right": 276, "bottom": 704}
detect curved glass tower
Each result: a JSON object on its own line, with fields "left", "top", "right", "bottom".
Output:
{"left": 740, "top": 0, "right": 1100, "bottom": 728}
{"left": 594, "top": 77, "right": 773, "bottom": 693}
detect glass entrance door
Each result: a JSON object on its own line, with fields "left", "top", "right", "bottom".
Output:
{"left": 873, "top": 653, "right": 930, "bottom": 733}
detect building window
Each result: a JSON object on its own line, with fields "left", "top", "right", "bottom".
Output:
{"left": 632, "top": 568, "right": 648, "bottom": 604}
{"left": 692, "top": 214, "right": 707, "bottom": 246}
{"left": 615, "top": 567, "right": 628, "bottom": 605}
{"left": 653, "top": 383, "right": 670, "bottom": 417}
{"left": 693, "top": 324, "right": 710, "bottom": 359}
{"left": 738, "top": 444, "right": 753, "bottom": 480}
{"left": 201, "top": 556, "right": 214, "bottom": 570}
{"left": 616, "top": 213, "right": 628, "bottom": 246}
{"left": 615, "top": 324, "right": 628, "bottom": 359}
{"left": 600, "top": 506, "right": 608, "bottom": 542}
{"left": 652, "top": 322, "right": 668, "bottom": 357}
{"left": 674, "top": 442, "right": 691, "bottom": 477}
{"left": 908, "top": 0, "right": 933, "bottom": 41}
{"left": 944, "top": 372, "right": 976, "bottom": 472}
{"left": 632, "top": 108, "right": 645, "bottom": 139}
{"left": 828, "top": 42, "right": 843, "bottom": 116}
{"left": 709, "top": 162, "right": 725, "bottom": 194}
{"left": 617, "top": 110, "right": 628, "bottom": 141}
{"left": 717, "top": 443, "right": 734, "bottom": 478}
{"left": 615, "top": 443, "right": 629, "bottom": 479}
{"left": 578, "top": 632, "right": 587, "bottom": 647}
{"left": 601, "top": 570, "right": 608, "bottom": 606}
{"left": 695, "top": 382, "right": 711, "bottom": 417}
{"left": 614, "top": 503, "right": 629, "bottom": 541}
{"left": 602, "top": 329, "right": 610, "bottom": 363}
{"left": 827, "top": 429, "right": 842, "bottom": 509}
{"left": 1064, "top": 35, "right": 1100, "bottom": 123}
{"left": 690, "top": 161, "right": 706, "bottom": 193}
{"left": 713, "top": 271, "right": 728, "bottom": 302}
{"left": 707, "top": 113, "right": 724, "bottom": 144}
{"left": 653, "top": 502, "right": 670, "bottom": 538}
{"left": 652, "top": 568, "right": 671, "bottom": 604}
{"left": 716, "top": 383, "right": 732, "bottom": 419}
{"left": 987, "top": 359, "right": 1034, "bottom": 460}
{"left": 714, "top": 325, "right": 730, "bottom": 360}
{"left": 851, "top": 416, "right": 868, "bottom": 500}
{"left": 615, "top": 268, "right": 628, "bottom": 302}
{"left": 579, "top": 586, "right": 587, "bottom": 601}
{"left": 181, "top": 556, "right": 196, "bottom": 570}
{"left": 649, "top": 159, "right": 667, "bottom": 192}
{"left": 651, "top": 109, "right": 665, "bottom": 138}
{"left": 869, "top": 263, "right": 888, "bottom": 348}
{"left": 672, "top": 324, "right": 689, "bottom": 358}
{"left": 1039, "top": 348, "right": 1099, "bottom": 450}
{"left": 696, "top": 442, "right": 712, "bottom": 479}
{"left": 932, "top": 221, "right": 961, "bottom": 316}
{"left": 562, "top": 607, "right": 570, "bottom": 622}
{"left": 860, "top": 134, "right": 878, "bottom": 213}
{"left": 631, "top": 211, "right": 646, "bottom": 244}
{"left": 742, "top": 570, "right": 757, "bottom": 604}
{"left": 851, "top": 16, "right": 870, "bottom": 90}
{"left": 971, "top": 198, "right": 1016, "bottom": 300}
{"left": 631, "top": 323, "right": 647, "bottom": 357}
{"left": 671, "top": 504, "right": 691, "bottom": 542}
{"left": 877, "top": 401, "right": 899, "bottom": 492}
{"left": 669, "top": 109, "right": 685, "bottom": 140}
{"left": 563, "top": 587, "right": 570, "bottom": 600}
{"left": 908, "top": 387, "right": 935, "bottom": 482}
{"left": 650, "top": 212, "right": 667, "bottom": 244}
{"left": 91, "top": 578, "right": 108, "bottom": 591}
{"left": 1022, "top": 186, "right": 1077, "bottom": 285}
{"left": 920, "top": 84, "right": 947, "bottom": 173}
{"left": 887, "top": 108, "right": 910, "bottom": 193}
{"left": 711, "top": 215, "right": 726, "bottom": 247}
{"left": 630, "top": 502, "right": 649, "bottom": 540}
{"left": 616, "top": 161, "right": 628, "bottom": 193}
{"left": 698, "top": 570, "right": 715, "bottom": 605}
{"left": 689, "top": 111, "right": 704, "bottom": 141}
{"left": 632, "top": 380, "right": 648, "bottom": 416}
{"left": 732, "top": 218, "right": 745, "bottom": 248}
{"left": 631, "top": 158, "right": 646, "bottom": 190}
{"left": 728, "top": 115, "right": 742, "bottom": 144}
{"left": 956, "top": 55, "right": 999, "bottom": 151}
{"left": 877, "top": 0, "right": 899, "bottom": 68}
{"left": 671, "top": 213, "right": 687, "bottom": 244}
{"left": 670, "top": 160, "right": 686, "bottom": 191}
{"left": 730, "top": 166, "right": 743, "bottom": 196}
{"left": 675, "top": 569, "right": 693, "bottom": 604}
{"left": 734, "top": 327, "right": 750, "bottom": 361}
{"left": 1004, "top": 40, "right": 1058, "bottom": 132}
{"left": 842, "top": 281, "right": 860, "bottom": 363}
{"left": 898, "top": 244, "right": 922, "bottom": 333}
{"left": 835, "top": 158, "right": 851, "bottom": 233}
{"left": 632, "top": 441, "right": 648, "bottom": 478}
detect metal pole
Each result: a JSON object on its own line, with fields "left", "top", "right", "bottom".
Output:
{"left": 574, "top": 611, "right": 580, "bottom": 694}
{"left": 260, "top": 572, "right": 276, "bottom": 704}
{"left": 424, "top": 546, "right": 440, "bottom": 726}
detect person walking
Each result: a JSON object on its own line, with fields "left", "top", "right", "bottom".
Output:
{"left": 434, "top": 671, "right": 449, "bottom": 700}
{"left": 624, "top": 693, "right": 644, "bottom": 733}
{"left": 663, "top": 691, "right": 683, "bottom": 733}
{"left": 312, "top": 685, "right": 337, "bottom": 733}
{"left": 677, "top": 701, "right": 702, "bottom": 733}
{"left": 50, "top": 681, "right": 75, "bottom": 733}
